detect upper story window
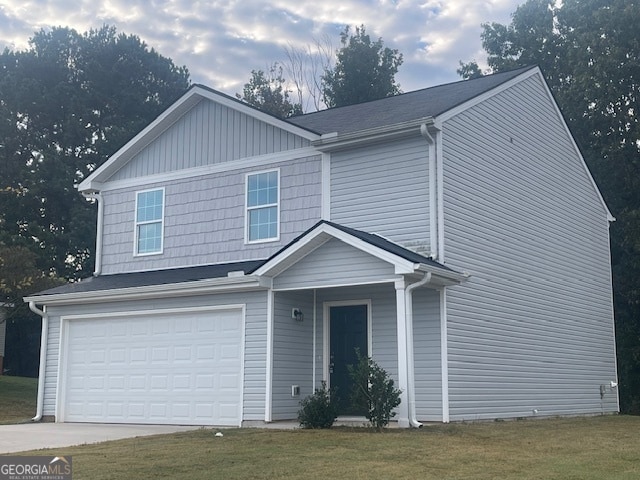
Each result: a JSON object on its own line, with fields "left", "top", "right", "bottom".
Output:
{"left": 135, "top": 188, "right": 164, "bottom": 255}
{"left": 246, "top": 170, "right": 279, "bottom": 243}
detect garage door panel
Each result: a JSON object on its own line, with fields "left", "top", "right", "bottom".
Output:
{"left": 63, "top": 309, "right": 243, "bottom": 426}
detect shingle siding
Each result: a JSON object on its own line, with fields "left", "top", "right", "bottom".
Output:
{"left": 442, "top": 74, "right": 617, "bottom": 420}
{"left": 100, "top": 156, "right": 322, "bottom": 274}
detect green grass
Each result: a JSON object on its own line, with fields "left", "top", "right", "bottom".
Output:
{"left": 14, "top": 415, "right": 640, "bottom": 479}
{"left": 0, "top": 376, "right": 37, "bottom": 424}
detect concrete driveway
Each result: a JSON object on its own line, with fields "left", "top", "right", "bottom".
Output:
{"left": 0, "top": 423, "right": 199, "bottom": 454}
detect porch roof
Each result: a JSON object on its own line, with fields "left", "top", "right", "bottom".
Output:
{"left": 251, "top": 221, "right": 467, "bottom": 285}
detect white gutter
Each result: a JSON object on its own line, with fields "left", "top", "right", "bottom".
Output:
{"left": 82, "top": 192, "right": 103, "bottom": 276}
{"left": 24, "top": 275, "right": 265, "bottom": 306}
{"left": 313, "top": 118, "right": 434, "bottom": 152}
{"left": 405, "top": 272, "right": 432, "bottom": 428}
{"left": 420, "top": 124, "right": 438, "bottom": 260}
{"left": 28, "top": 301, "right": 47, "bottom": 422}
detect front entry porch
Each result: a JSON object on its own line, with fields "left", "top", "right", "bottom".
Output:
{"left": 269, "top": 282, "right": 444, "bottom": 425}
{"left": 252, "top": 220, "right": 467, "bottom": 426}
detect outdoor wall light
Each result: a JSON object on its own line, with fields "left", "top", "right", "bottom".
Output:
{"left": 292, "top": 308, "right": 304, "bottom": 322}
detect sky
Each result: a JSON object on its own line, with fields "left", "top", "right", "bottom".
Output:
{"left": 0, "top": 0, "right": 524, "bottom": 108}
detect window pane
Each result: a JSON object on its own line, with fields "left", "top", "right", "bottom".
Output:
{"left": 138, "top": 222, "right": 162, "bottom": 253}
{"left": 247, "top": 172, "right": 277, "bottom": 207}
{"left": 248, "top": 206, "right": 277, "bottom": 241}
{"left": 137, "top": 190, "right": 163, "bottom": 222}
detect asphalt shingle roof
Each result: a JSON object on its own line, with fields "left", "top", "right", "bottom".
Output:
{"left": 30, "top": 222, "right": 457, "bottom": 297}
{"left": 286, "top": 66, "right": 535, "bottom": 135}
{"left": 32, "top": 260, "right": 265, "bottom": 297}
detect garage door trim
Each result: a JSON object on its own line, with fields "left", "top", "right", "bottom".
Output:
{"left": 57, "top": 304, "right": 245, "bottom": 425}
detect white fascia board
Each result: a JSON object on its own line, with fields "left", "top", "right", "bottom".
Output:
{"left": 23, "top": 275, "right": 264, "bottom": 306}
{"left": 313, "top": 118, "right": 434, "bottom": 152}
{"left": 416, "top": 263, "right": 469, "bottom": 285}
{"left": 436, "top": 67, "right": 540, "bottom": 124}
{"left": 78, "top": 88, "right": 204, "bottom": 192}
{"left": 78, "top": 85, "right": 320, "bottom": 192}
{"left": 194, "top": 86, "right": 319, "bottom": 142}
{"left": 534, "top": 71, "right": 615, "bottom": 222}
{"left": 252, "top": 228, "right": 333, "bottom": 277}
{"left": 436, "top": 66, "right": 614, "bottom": 222}
{"left": 97, "top": 147, "right": 320, "bottom": 192}
{"left": 254, "top": 222, "right": 417, "bottom": 277}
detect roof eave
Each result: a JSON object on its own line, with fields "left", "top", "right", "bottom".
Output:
{"left": 77, "top": 85, "right": 320, "bottom": 192}
{"left": 24, "top": 275, "right": 267, "bottom": 306}
{"left": 415, "top": 263, "right": 470, "bottom": 285}
{"left": 313, "top": 117, "right": 434, "bottom": 152}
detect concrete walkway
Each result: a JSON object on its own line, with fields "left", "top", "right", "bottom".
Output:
{"left": 0, "top": 423, "right": 199, "bottom": 454}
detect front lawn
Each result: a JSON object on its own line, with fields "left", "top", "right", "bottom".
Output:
{"left": 15, "top": 415, "right": 640, "bottom": 479}
{"left": 0, "top": 376, "right": 37, "bottom": 424}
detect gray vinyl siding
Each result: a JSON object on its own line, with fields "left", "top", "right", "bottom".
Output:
{"left": 42, "top": 291, "right": 268, "bottom": 421}
{"left": 330, "top": 137, "right": 431, "bottom": 253}
{"left": 442, "top": 74, "right": 617, "bottom": 420}
{"left": 100, "top": 156, "right": 321, "bottom": 274}
{"left": 413, "top": 288, "right": 442, "bottom": 420}
{"left": 272, "top": 291, "right": 315, "bottom": 420}
{"left": 109, "top": 100, "right": 310, "bottom": 181}
{"left": 273, "top": 239, "right": 398, "bottom": 290}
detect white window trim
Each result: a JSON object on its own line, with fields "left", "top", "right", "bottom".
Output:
{"left": 245, "top": 168, "right": 280, "bottom": 244}
{"left": 133, "top": 187, "right": 165, "bottom": 256}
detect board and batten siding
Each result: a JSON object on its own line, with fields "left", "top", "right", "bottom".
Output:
{"left": 100, "top": 156, "right": 322, "bottom": 274}
{"left": 330, "top": 137, "right": 431, "bottom": 254}
{"left": 109, "top": 99, "right": 311, "bottom": 181}
{"left": 42, "top": 291, "right": 268, "bottom": 422}
{"left": 272, "top": 238, "right": 398, "bottom": 291}
{"left": 442, "top": 73, "right": 617, "bottom": 420}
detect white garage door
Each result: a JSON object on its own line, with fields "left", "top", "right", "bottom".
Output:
{"left": 62, "top": 308, "right": 243, "bottom": 426}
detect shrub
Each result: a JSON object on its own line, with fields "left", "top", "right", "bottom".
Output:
{"left": 348, "top": 350, "right": 402, "bottom": 430}
{"left": 297, "top": 381, "right": 339, "bottom": 429}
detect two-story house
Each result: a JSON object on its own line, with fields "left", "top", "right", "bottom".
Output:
{"left": 25, "top": 66, "right": 618, "bottom": 427}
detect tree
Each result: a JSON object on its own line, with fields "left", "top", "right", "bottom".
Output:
{"left": 0, "top": 26, "right": 190, "bottom": 281}
{"left": 0, "top": 246, "right": 64, "bottom": 376}
{"left": 321, "top": 25, "right": 403, "bottom": 108}
{"left": 236, "top": 63, "right": 302, "bottom": 118}
{"left": 459, "top": 0, "right": 640, "bottom": 414}
{"left": 284, "top": 36, "right": 334, "bottom": 112}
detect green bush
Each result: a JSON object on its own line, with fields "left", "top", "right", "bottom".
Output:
{"left": 297, "top": 381, "right": 339, "bottom": 429}
{"left": 349, "top": 350, "right": 402, "bottom": 430}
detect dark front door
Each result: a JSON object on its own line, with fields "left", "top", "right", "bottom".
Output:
{"left": 329, "top": 304, "right": 368, "bottom": 415}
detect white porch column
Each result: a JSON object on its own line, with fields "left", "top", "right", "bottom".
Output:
{"left": 395, "top": 278, "right": 410, "bottom": 428}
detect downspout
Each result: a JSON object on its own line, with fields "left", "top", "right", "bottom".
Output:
{"left": 83, "top": 192, "right": 103, "bottom": 276}
{"left": 421, "top": 124, "right": 438, "bottom": 260}
{"left": 312, "top": 289, "right": 317, "bottom": 389}
{"left": 405, "top": 272, "right": 432, "bottom": 428}
{"left": 29, "top": 301, "right": 48, "bottom": 422}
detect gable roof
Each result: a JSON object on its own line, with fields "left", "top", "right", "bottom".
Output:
{"left": 78, "top": 84, "right": 319, "bottom": 192}
{"left": 25, "top": 221, "right": 467, "bottom": 305}
{"left": 252, "top": 220, "right": 467, "bottom": 285}
{"left": 286, "top": 66, "right": 536, "bottom": 135}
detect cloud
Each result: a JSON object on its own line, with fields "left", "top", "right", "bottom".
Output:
{"left": 0, "top": 0, "right": 522, "bottom": 100}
